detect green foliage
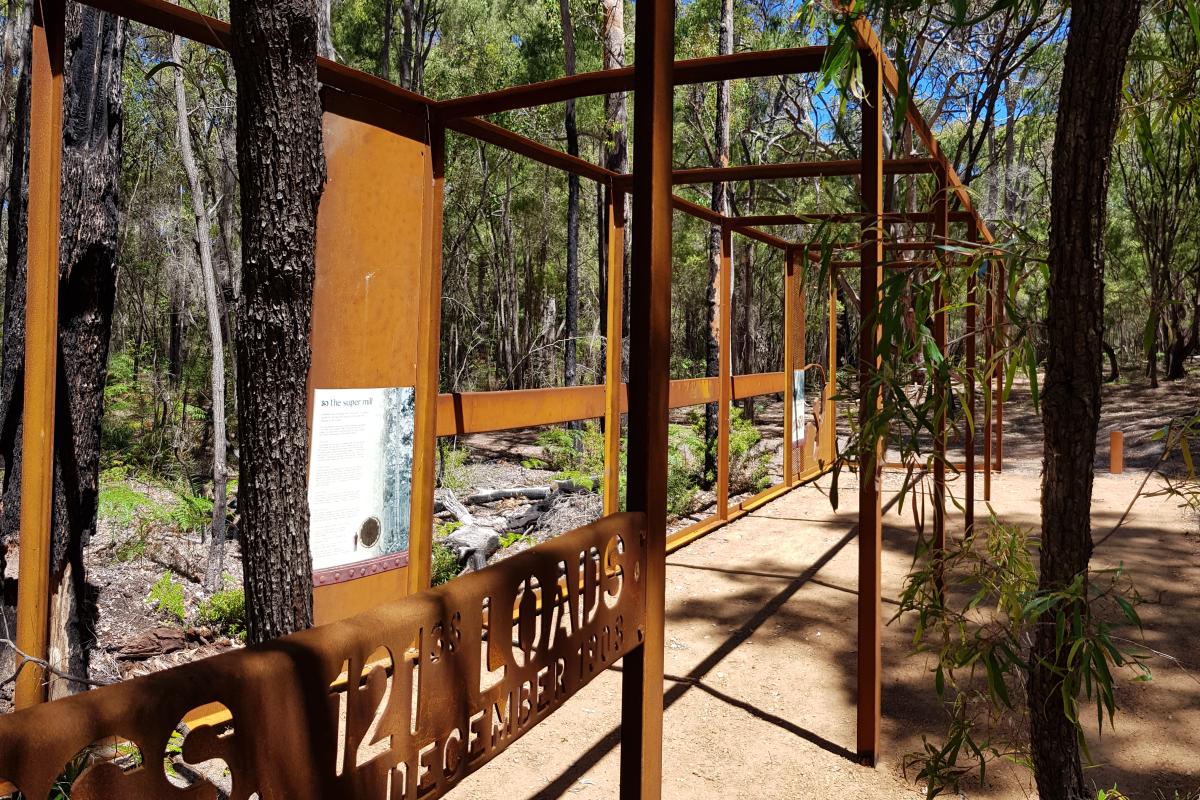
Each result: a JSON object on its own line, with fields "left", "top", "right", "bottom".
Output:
{"left": 113, "top": 529, "right": 149, "bottom": 563}
{"left": 499, "top": 531, "right": 533, "bottom": 549}
{"left": 726, "top": 408, "right": 772, "bottom": 494}
{"left": 438, "top": 443, "right": 472, "bottom": 491}
{"left": 534, "top": 423, "right": 604, "bottom": 475}
{"left": 197, "top": 587, "right": 247, "bottom": 640}
{"left": 170, "top": 492, "right": 213, "bottom": 533}
{"left": 431, "top": 542, "right": 461, "bottom": 587}
{"left": 98, "top": 482, "right": 154, "bottom": 528}
{"left": 896, "top": 518, "right": 1152, "bottom": 797}
{"left": 436, "top": 520, "right": 462, "bottom": 538}
{"left": 147, "top": 571, "right": 187, "bottom": 624}
{"left": 666, "top": 422, "right": 704, "bottom": 518}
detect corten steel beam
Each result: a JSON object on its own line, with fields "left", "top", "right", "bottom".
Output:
{"left": 448, "top": 116, "right": 614, "bottom": 184}
{"left": 440, "top": 46, "right": 827, "bottom": 119}
{"left": 983, "top": 257, "right": 994, "bottom": 502}
{"left": 603, "top": 189, "right": 626, "bottom": 516}
{"left": 783, "top": 248, "right": 796, "bottom": 485}
{"left": 730, "top": 211, "right": 977, "bottom": 227}
{"left": 932, "top": 164, "right": 949, "bottom": 597}
{"left": 613, "top": 157, "right": 938, "bottom": 188}
{"left": 14, "top": 0, "right": 65, "bottom": 710}
{"left": 408, "top": 122, "right": 447, "bottom": 593}
{"left": 717, "top": 226, "right": 733, "bottom": 520}
{"left": 995, "top": 258, "right": 1006, "bottom": 472}
{"left": 850, "top": 19, "right": 994, "bottom": 246}
{"left": 620, "top": 0, "right": 673, "bottom": 794}
{"left": 965, "top": 218, "right": 978, "bottom": 533}
{"left": 82, "top": 0, "right": 433, "bottom": 118}
{"left": 856, "top": 43, "right": 885, "bottom": 767}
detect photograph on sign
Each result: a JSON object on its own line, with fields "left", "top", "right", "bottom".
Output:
{"left": 308, "top": 386, "right": 415, "bottom": 571}
{"left": 792, "top": 369, "right": 806, "bottom": 445}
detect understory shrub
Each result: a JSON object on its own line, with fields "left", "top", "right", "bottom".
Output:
{"left": 197, "top": 587, "right": 247, "bottom": 640}
{"left": 431, "top": 542, "right": 461, "bottom": 586}
{"left": 147, "top": 571, "right": 186, "bottom": 624}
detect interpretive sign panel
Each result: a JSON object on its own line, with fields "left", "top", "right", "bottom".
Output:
{"left": 309, "top": 387, "right": 416, "bottom": 572}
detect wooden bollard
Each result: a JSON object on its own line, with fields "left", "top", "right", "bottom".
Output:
{"left": 1110, "top": 430, "right": 1124, "bottom": 474}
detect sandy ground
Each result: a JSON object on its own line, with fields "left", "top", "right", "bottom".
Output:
{"left": 447, "top": 455, "right": 1200, "bottom": 798}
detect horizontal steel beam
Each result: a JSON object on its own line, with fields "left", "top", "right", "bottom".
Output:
{"left": 624, "top": 158, "right": 939, "bottom": 186}
{"left": 440, "top": 47, "right": 828, "bottom": 119}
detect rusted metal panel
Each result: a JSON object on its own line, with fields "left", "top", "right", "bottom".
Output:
{"left": 0, "top": 514, "right": 646, "bottom": 799}
{"left": 857, "top": 43, "right": 885, "bottom": 767}
{"left": 13, "top": 0, "right": 65, "bottom": 710}
{"left": 309, "top": 95, "right": 436, "bottom": 614}
{"left": 434, "top": 386, "right": 608, "bottom": 436}
{"left": 731, "top": 371, "right": 785, "bottom": 399}
{"left": 670, "top": 377, "right": 719, "bottom": 407}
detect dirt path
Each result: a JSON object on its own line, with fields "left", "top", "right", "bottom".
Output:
{"left": 449, "top": 432, "right": 1200, "bottom": 798}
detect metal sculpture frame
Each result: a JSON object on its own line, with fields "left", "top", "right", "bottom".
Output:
{"left": 2, "top": 0, "right": 1007, "bottom": 797}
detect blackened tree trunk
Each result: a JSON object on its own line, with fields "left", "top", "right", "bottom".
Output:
{"left": 703, "top": 0, "right": 733, "bottom": 488}
{"left": 1032, "top": 1, "right": 1141, "bottom": 797}
{"left": 229, "top": 0, "right": 326, "bottom": 644}
{"left": 377, "top": 0, "right": 394, "bottom": 81}
{"left": 559, "top": 0, "right": 580, "bottom": 394}
{"left": 0, "top": 5, "right": 126, "bottom": 698}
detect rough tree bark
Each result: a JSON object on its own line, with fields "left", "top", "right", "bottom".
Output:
{"left": 229, "top": 0, "right": 326, "bottom": 644}
{"left": 1032, "top": 1, "right": 1141, "bottom": 797}
{"left": 171, "top": 32, "right": 228, "bottom": 592}
{"left": 703, "top": 0, "right": 733, "bottom": 489}
{"left": 559, "top": 0, "right": 580, "bottom": 394}
{"left": 0, "top": 5, "right": 126, "bottom": 698}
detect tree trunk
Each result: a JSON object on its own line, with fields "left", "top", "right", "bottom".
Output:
{"left": 600, "top": 0, "right": 628, "bottom": 383}
{"left": 559, "top": 0, "right": 580, "bottom": 395}
{"left": 229, "top": 0, "right": 326, "bottom": 644}
{"left": 703, "top": 0, "right": 732, "bottom": 489}
{"left": 316, "top": 0, "right": 336, "bottom": 60}
{"left": 378, "top": 0, "right": 394, "bottom": 81}
{"left": 171, "top": 31, "right": 228, "bottom": 593}
{"left": 1033, "top": 2, "right": 1140, "bottom": 797}
{"left": 0, "top": 5, "right": 126, "bottom": 698}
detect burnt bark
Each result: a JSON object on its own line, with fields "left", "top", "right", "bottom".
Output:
{"left": 1032, "top": 1, "right": 1140, "bottom": 797}
{"left": 703, "top": 0, "right": 733, "bottom": 489}
{"left": 229, "top": 0, "right": 326, "bottom": 644}
{"left": 0, "top": 5, "right": 126, "bottom": 697}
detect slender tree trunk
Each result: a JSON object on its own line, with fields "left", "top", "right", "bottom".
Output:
{"left": 229, "top": 0, "right": 326, "bottom": 644}
{"left": 171, "top": 32, "right": 228, "bottom": 592}
{"left": 378, "top": 0, "right": 394, "bottom": 81}
{"left": 0, "top": 5, "right": 126, "bottom": 698}
{"left": 316, "top": 0, "right": 336, "bottom": 61}
{"left": 600, "top": 0, "right": 628, "bottom": 381}
{"left": 703, "top": 0, "right": 733, "bottom": 489}
{"left": 1032, "top": 2, "right": 1140, "bottom": 797}
{"left": 559, "top": 0, "right": 580, "bottom": 394}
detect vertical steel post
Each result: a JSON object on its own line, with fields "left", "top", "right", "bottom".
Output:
{"left": 995, "top": 258, "right": 1005, "bottom": 471}
{"left": 825, "top": 269, "right": 838, "bottom": 466}
{"left": 783, "top": 247, "right": 795, "bottom": 485}
{"left": 408, "top": 119, "right": 446, "bottom": 594}
{"left": 604, "top": 187, "right": 626, "bottom": 516}
{"left": 14, "top": 0, "right": 65, "bottom": 709}
{"left": 856, "top": 44, "right": 885, "bottom": 767}
{"left": 932, "top": 163, "right": 948, "bottom": 581}
{"left": 620, "top": 0, "right": 673, "bottom": 794}
{"left": 717, "top": 225, "right": 732, "bottom": 519}
{"left": 983, "top": 255, "right": 994, "bottom": 502}
{"left": 964, "top": 219, "right": 978, "bottom": 533}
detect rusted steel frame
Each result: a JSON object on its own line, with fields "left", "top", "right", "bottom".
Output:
{"left": 671, "top": 194, "right": 789, "bottom": 248}
{"left": 731, "top": 372, "right": 785, "bottom": 399}
{"left": 730, "top": 210, "right": 975, "bottom": 227}
{"left": 824, "top": 270, "right": 839, "bottom": 466}
{"left": 611, "top": 157, "right": 937, "bottom": 188}
{"left": 407, "top": 121, "right": 447, "bottom": 593}
{"left": 447, "top": 116, "right": 615, "bottom": 184}
{"left": 604, "top": 188, "right": 626, "bottom": 516}
{"left": 0, "top": 514, "right": 646, "bottom": 799}
{"left": 995, "top": 257, "right": 1006, "bottom": 471}
{"left": 82, "top": 0, "right": 433, "bottom": 118}
{"left": 965, "top": 219, "right": 979, "bottom": 532}
{"left": 717, "top": 226, "right": 734, "bottom": 520}
{"left": 850, "top": 19, "right": 994, "bottom": 246}
{"left": 983, "top": 256, "right": 994, "bottom": 501}
{"left": 621, "top": 0, "right": 673, "bottom": 793}
{"left": 856, "top": 42, "right": 885, "bottom": 767}
{"left": 440, "top": 46, "right": 827, "bottom": 119}
{"left": 932, "top": 164, "right": 949, "bottom": 599}
{"left": 783, "top": 248, "right": 796, "bottom": 484}
{"left": 828, "top": 260, "right": 944, "bottom": 270}
{"left": 13, "top": 0, "right": 65, "bottom": 710}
